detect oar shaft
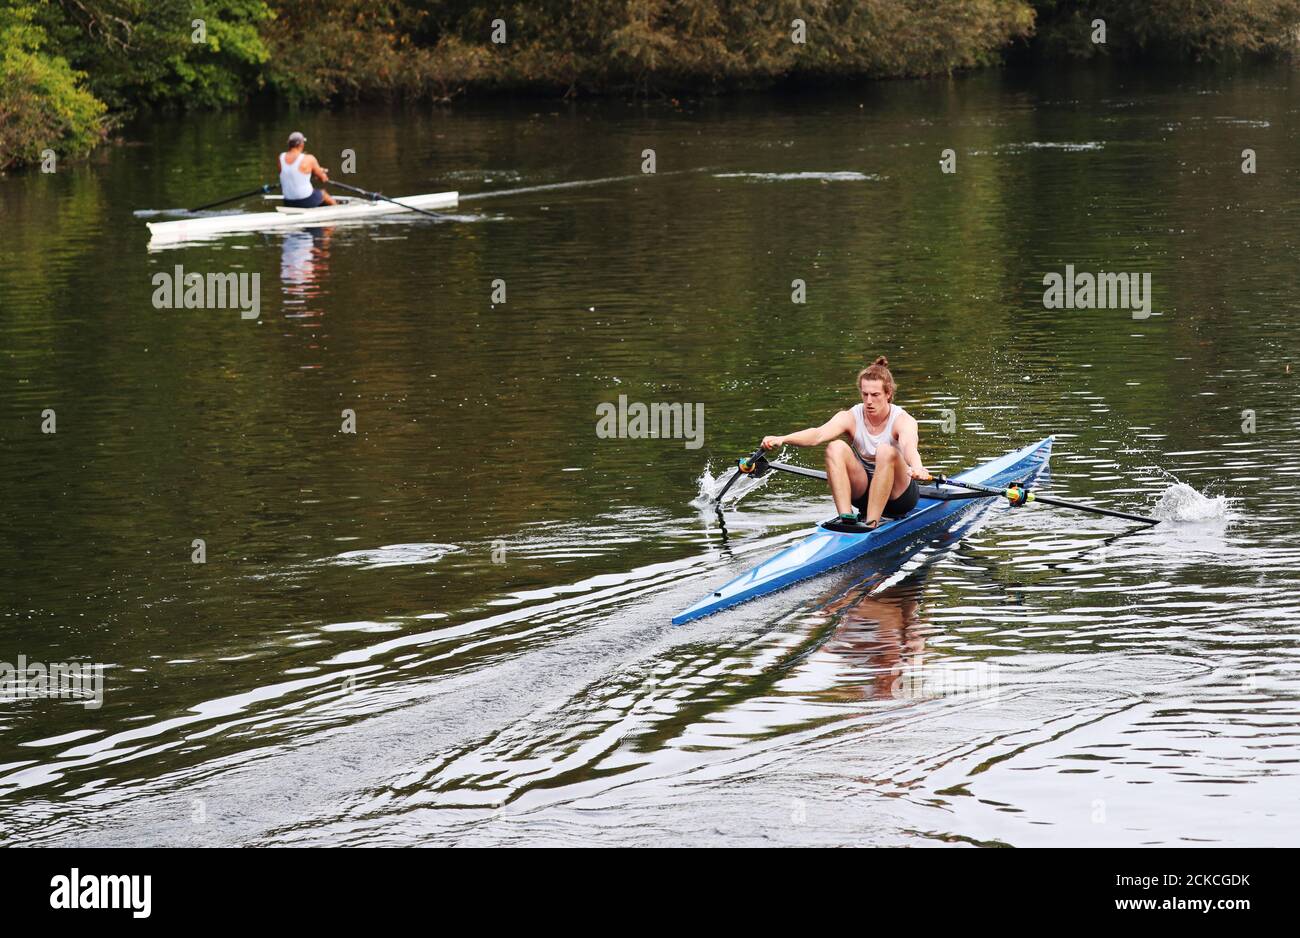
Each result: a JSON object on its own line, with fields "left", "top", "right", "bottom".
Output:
{"left": 188, "top": 184, "right": 278, "bottom": 212}
{"left": 715, "top": 468, "right": 744, "bottom": 502}
{"left": 328, "top": 181, "right": 446, "bottom": 219}
{"left": 1018, "top": 492, "right": 1159, "bottom": 525}
{"left": 766, "top": 460, "right": 827, "bottom": 481}
{"left": 943, "top": 478, "right": 1159, "bottom": 525}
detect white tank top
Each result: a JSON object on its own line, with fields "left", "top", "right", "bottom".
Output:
{"left": 279, "top": 152, "right": 314, "bottom": 200}
{"left": 851, "top": 403, "right": 907, "bottom": 458}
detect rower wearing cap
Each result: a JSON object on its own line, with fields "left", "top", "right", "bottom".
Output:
{"left": 278, "top": 132, "right": 337, "bottom": 207}
{"left": 761, "top": 356, "right": 930, "bottom": 528}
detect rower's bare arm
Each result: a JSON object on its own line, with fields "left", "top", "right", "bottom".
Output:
{"left": 307, "top": 155, "right": 330, "bottom": 182}
{"left": 762, "top": 410, "right": 854, "bottom": 450}
{"left": 895, "top": 415, "right": 929, "bottom": 478}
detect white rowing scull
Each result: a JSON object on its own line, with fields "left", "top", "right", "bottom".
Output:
{"left": 146, "top": 190, "right": 459, "bottom": 243}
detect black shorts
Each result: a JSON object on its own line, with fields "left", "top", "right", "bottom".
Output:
{"left": 282, "top": 188, "right": 326, "bottom": 208}
{"left": 852, "top": 472, "right": 920, "bottom": 519}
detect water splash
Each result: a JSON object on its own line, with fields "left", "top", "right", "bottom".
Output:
{"left": 325, "top": 543, "right": 464, "bottom": 570}
{"left": 690, "top": 460, "right": 775, "bottom": 510}
{"left": 1152, "top": 483, "right": 1232, "bottom": 523}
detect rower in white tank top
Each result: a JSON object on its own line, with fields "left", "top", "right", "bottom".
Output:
{"left": 279, "top": 151, "right": 315, "bottom": 201}
{"left": 850, "top": 402, "right": 908, "bottom": 461}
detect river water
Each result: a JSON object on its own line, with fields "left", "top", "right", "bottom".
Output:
{"left": 2, "top": 62, "right": 1298, "bottom": 847}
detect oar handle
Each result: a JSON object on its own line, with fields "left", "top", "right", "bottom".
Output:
{"left": 329, "top": 180, "right": 379, "bottom": 199}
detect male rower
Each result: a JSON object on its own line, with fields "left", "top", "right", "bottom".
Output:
{"left": 761, "top": 357, "right": 930, "bottom": 527}
{"left": 277, "top": 132, "right": 337, "bottom": 207}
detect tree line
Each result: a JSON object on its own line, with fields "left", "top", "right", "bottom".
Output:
{"left": 4, "top": 0, "right": 1299, "bottom": 171}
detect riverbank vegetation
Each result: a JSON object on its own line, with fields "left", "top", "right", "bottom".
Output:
{"left": 4, "top": 0, "right": 1299, "bottom": 170}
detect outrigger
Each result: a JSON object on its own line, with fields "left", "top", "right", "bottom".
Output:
{"left": 673, "top": 436, "right": 1159, "bottom": 625}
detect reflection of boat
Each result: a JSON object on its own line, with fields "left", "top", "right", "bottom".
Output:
{"left": 673, "top": 436, "right": 1054, "bottom": 624}
{"left": 146, "top": 191, "right": 459, "bottom": 243}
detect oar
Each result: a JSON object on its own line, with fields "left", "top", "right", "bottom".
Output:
{"left": 328, "top": 181, "right": 448, "bottom": 219}
{"left": 713, "top": 443, "right": 1158, "bottom": 524}
{"left": 717, "top": 449, "right": 986, "bottom": 501}
{"left": 188, "top": 184, "right": 279, "bottom": 213}
{"left": 768, "top": 460, "right": 1004, "bottom": 502}
{"left": 934, "top": 476, "right": 1160, "bottom": 525}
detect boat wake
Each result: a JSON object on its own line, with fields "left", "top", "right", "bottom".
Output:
{"left": 323, "top": 542, "right": 464, "bottom": 570}
{"left": 713, "top": 171, "right": 883, "bottom": 182}
{"left": 460, "top": 168, "right": 708, "bottom": 203}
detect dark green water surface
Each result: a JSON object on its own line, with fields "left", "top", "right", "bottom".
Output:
{"left": 2, "top": 63, "right": 1298, "bottom": 845}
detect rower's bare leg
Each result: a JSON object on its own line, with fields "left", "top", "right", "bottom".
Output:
{"left": 825, "top": 441, "right": 870, "bottom": 517}
{"left": 320, "top": 190, "right": 338, "bottom": 206}
{"left": 863, "top": 443, "right": 911, "bottom": 523}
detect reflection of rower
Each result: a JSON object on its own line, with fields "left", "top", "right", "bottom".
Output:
{"left": 822, "top": 581, "right": 927, "bottom": 701}
{"left": 278, "top": 132, "right": 337, "bottom": 207}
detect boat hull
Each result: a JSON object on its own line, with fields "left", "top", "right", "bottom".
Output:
{"left": 672, "top": 436, "right": 1054, "bottom": 625}
{"left": 146, "top": 191, "right": 459, "bottom": 243}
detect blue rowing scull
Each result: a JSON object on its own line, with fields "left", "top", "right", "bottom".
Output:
{"left": 673, "top": 436, "right": 1059, "bottom": 625}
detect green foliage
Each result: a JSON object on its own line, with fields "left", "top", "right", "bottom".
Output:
{"left": 1032, "top": 0, "right": 1300, "bottom": 60}
{"left": 0, "top": 2, "right": 107, "bottom": 171}
{"left": 261, "top": 0, "right": 1038, "bottom": 100}
{"left": 261, "top": 0, "right": 489, "bottom": 102}
{"left": 6, "top": 0, "right": 1300, "bottom": 169}
{"left": 32, "top": 0, "right": 272, "bottom": 110}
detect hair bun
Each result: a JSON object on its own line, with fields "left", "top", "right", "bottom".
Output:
{"left": 873, "top": 355, "right": 889, "bottom": 367}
